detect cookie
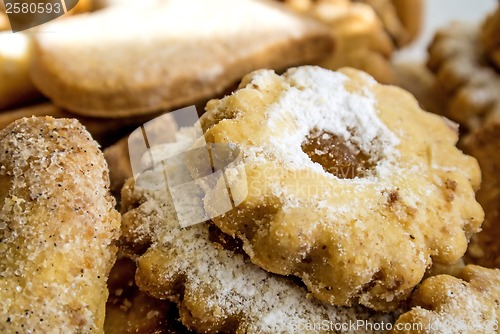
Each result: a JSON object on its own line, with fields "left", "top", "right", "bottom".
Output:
{"left": 103, "top": 112, "right": 177, "bottom": 196}
{"left": 321, "top": 47, "right": 396, "bottom": 83}
{"left": 481, "top": 4, "right": 500, "bottom": 70}
{"left": 31, "top": 0, "right": 333, "bottom": 117}
{"left": 0, "top": 117, "right": 120, "bottom": 333}
{"left": 0, "top": 103, "right": 164, "bottom": 147}
{"left": 0, "top": 10, "right": 9, "bottom": 31}
{"left": 120, "top": 175, "right": 397, "bottom": 333}
{"left": 199, "top": 66, "right": 483, "bottom": 311}
{"left": 358, "top": 0, "right": 423, "bottom": 47}
{"left": 390, "top": 0, "right": 423, "bottom": 44}
{"left": 282, "top": 0, "right": 397, "bottom": 83}
{"left": 394, "top": 62, "right": 448, "bottom": 117}
{"left": 357, "top": 0, "right": 407, "bottom": 47}
{"left": 283, "top": 0, "right": 422, "bottom": 48}
{"left": 393, "top": 265, "right": 500, "bottom": 333}
{"left": 462, "top": 120, "right": 500, "bottom": 269}
{"left": 105, "top": 257, "right": 191, "bottom": 334}
{"left": 0, "top": 32, "right": 41, "bottom": 110}
{"left": 427, "top": 21, "right": 500, "bottom": 131}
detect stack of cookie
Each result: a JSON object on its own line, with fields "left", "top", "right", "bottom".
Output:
{"left": 0, "top": 0, "right": 95, "bottom": 110}
{"left": 1, "top": 1, "right": 500, "bottom": 333}
{"left": 0, "top": 0, "right": 334, "bottom": 185}
{"left": 117, "top": 66, "right": 499, "bottom": 333}
{"left": 280, "top": 0, "right": 422, "bottom": 83}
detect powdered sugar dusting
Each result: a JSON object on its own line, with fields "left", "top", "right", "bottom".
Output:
{"left": 124, "top": 175, "right": 398, "bottom": 333}
{"left": 199, "top": 66, "right": 483, "bottom": 311}
{"left": 258, "top": 66, "right": 399, "bottom": 182}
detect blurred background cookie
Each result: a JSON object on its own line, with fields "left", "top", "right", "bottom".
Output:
{"left": 0, "top": 0, "right": 96, "bottom": 111}
{"left": 0, "top": 103, "right": 165, "bottom": 148}
{"left": 462, "top": 120, "right": 500, "bottom": 269}
{"left": 0, "top": 33, "right": 42, "bottom": 110}
{"left": 394, "top": 61, "right": 447, "bottom": 116}
{"left": 427, "top": 6, "right": 500, "bottom": 132}
{"left": 358, "top": 0, "right": 423, "bottom": 47}
{"left": 0, "top": 3, "right": 9, "bottom": 31}
{"left": 481, "top": 3, "right": 500, "bottom": 70}
{"left": 280, "top": 0, "right": 423, "bottom": 83}
{"left": 31, "top": 0, "right": 333, "bottom": 117}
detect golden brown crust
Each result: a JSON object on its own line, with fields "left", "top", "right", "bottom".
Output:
{"left": 358, "top": 0, "right": 409, "bottom": 47}
{"left": 0, "top": 116, "right": 120, "bottom": 333}
{"left": 462, "top": 121, "right": 500, "bottom": 269}
{"left": 200, "top": 66, "right": 483, "bottom": 311}
{"left": 283, "top": 0, "right": 398, "bottom": 83}
{"left": 390, "top": 0, "right": 423, "bottom": 44}
{"left": 392, "top": 265, "right": 500, "bottom": 333}
{"left": 120, "top": 176, "right": 397, "bottom": 334}
{"left": 30, "top": 0, "right": 333, "bottom": 117}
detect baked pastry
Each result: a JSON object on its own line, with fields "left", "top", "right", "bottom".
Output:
{"left": 282, "top": 0, "right": 397, "bottom": 83}
{"left": 428, "top": 21, "right": 500, "bottom": 131}
{"left": 103, "top": 112, "right": 177, "bottom": 195}
{"left": 0, "top": 103, "right": 165, "bottom": 147}
{"left": 31, "top": 0, "right": 333, "bottom": 117}
{"left": 104, "top": 257, "right": 189, "bottom": 334}
{"left": 281, "top": 0, "right": 423, "bottom": 83}
{"left": 393, "top": 265, "right": 500, "bottom": 333}
{"left": 0, "top": 32, "right": 41, "bottom": 110}
{"left": 481, "top": 3, "right": 500, "bottom": 70}
{"left": 388, "top": 0, "right": 423, "bottom": 45}
{"left": 283, "top": 0, "right": 422, "bottom": 47}
{"left": 462, "top": 120, "right": 500, "bottom": 269}
{"left": 121, "top": 174, "right": 397, "bottom": 333}
{"left": 198, "top": 66, "right": 483, "bottom": 311}
{"left": 0, "top": 117, "right": 120, "bottom": 333}
{"left": 358, "top": 0, "right": 422, "bottom": 47}
{"left": 0, "top": 8, "right": 9, "bottom": 31}
{"left": 394, "top": 62, "right": 448, "bottom": 117}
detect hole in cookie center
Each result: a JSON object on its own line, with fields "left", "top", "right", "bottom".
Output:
{"left": 301, "top": 130, "right": 374, "bottom": 179}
